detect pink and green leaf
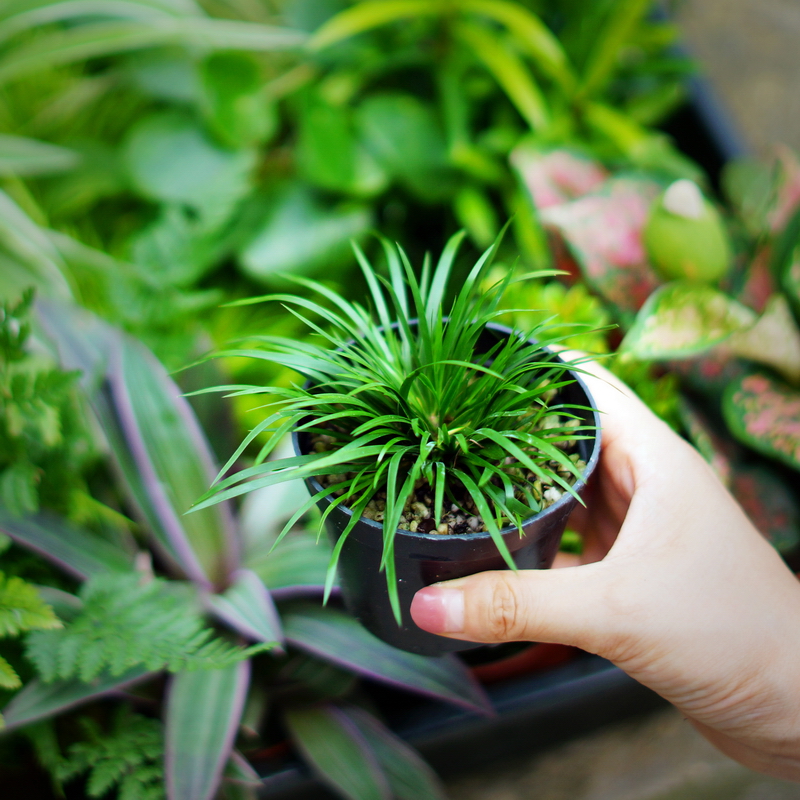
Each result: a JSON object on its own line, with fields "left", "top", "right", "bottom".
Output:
{"left": 723, "top": 373, "right": 800, "bottom": 470}
{"left": 510, "top": 145, "right": 607, "bottom": 210}
{"left": 730, "top": 465, "right": 800, "bottom": 554}
{"left": 539, "top": 176, "right": 662, "bottom": 317}
{"left": 620, "top": 282, "right": 757, "bottom": 360}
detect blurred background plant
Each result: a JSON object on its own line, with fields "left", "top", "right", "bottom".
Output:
{"left": 1, "top": 0, "right": 799, "bottom": 798}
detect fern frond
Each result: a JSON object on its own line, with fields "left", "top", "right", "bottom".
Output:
{"left": 0, "top": 572, "right": 62, "bottom": 638}
{"left": 56, "top": 708, "right": 165, "bottom": 800}
{"left": 0, "top": 653, "right": 21, "bottom": 689}
{"left": 25, "top": 575, "right": 272, "bottom": 683}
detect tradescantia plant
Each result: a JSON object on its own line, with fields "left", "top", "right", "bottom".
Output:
{"left": 192, "top": 228, "right": 599, "bottom": 621}
{"left": 0, "top": 295, "right": 486, "bottom": 800}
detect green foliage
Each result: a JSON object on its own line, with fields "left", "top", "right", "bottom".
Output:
{"left": 25, "top": 574, "right": 270, "bottom": 683}
{"left": 0, "top": 291, "right": 95, "bottom": 519}
{"left": 195, "top": 229, "right": 598, "bottom": 620}
{"left": 56, "top": 708, "right": 165, "bottom": 800}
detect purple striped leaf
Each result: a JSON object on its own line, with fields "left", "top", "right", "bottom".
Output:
{"left": 282, "top": 605, "right": 491, "bottom": 714}
{"left": 244, "top": 532, "right": 331, "bottom": 590}
{"left": 206, "top": 569, "right": 284, "bottom": 648}
{"left": 166, "top": 660, "right": 250, "bottom": 800}
{"left": 223, "top": 750, "right": 262, "bottom": 788}
{"left": 283, "top": 702, "right": 391, "bottom": 800}
{"left": 1, "top": 666, "right": 154, "bottom": 732}
{"left": 723, "top": 373, "right": 800, "bottom": 470}
{"left": 0, "top": 510, "right": 132, "bottom": 580}
{"left": 344, "top": 705, "right": 447, "bottom": 800}
{"left": 37, "top": 300, "right": 237, "bottom": 587}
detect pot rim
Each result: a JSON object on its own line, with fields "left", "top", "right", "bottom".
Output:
{"left": 293, "top": 321, "right": 601, "bottom": 542}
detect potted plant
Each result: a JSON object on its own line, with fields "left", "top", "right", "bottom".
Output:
{"left": 193, "top": 228, "right": 601, "bottom": 655}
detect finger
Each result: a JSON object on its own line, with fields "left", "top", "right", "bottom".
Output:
{"left": 410, "top": 563, "right": 617, "bottom": 653}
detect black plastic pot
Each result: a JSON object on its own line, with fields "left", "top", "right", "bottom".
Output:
{"left": 292, "top": 322, "right": 601, "bottom": 656}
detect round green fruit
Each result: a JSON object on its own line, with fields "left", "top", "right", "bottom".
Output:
{"left": 644, "top": 179, "right": 732, "bottom": 283}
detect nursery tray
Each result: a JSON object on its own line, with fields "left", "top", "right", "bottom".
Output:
{"left": 253, "top": 78, "right": 747, "bottom": 799}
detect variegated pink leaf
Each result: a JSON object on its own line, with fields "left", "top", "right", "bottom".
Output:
{"left": 730, "top": 465, "right": 800, "bottom": 555}
{"left": 540, "top": 176, "right": 662, "bottom": 316}
{"left": 723, "top": 373, "right": 800, "bottom": 470}
{"left": 768, "top": 145, "right": 800, "bottom": 233}
{"left": 511, "top": 145, "right": 607, "bottom": 210}
{"left": 736, "top": 245, "right": 776, "bottom": 314}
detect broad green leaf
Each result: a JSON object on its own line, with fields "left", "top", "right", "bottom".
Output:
{"left": 0, "top": 19, "right": 305, "bottom": 86}
{"left": 296, "top": 93, "right": 387, "bottom": 197}
{"left": 0, "top": 134, "right": 79, "bottom": 176}
{"left": 282, "top": 605, "right": 491, "bottom": 713}
{"left": 308, "top": 0, "right": 433, "bottom": 49}
{"left": 345, "top": 705, "right": 447, "bottom": 800}
{"left": 165, "top": 660, "right": 249, "bottom": 800}
{"left": 199, "top": 51, "right": 277, "bottom": 149}
{"left": 206, "top": 569, "right": 283, "bottom": 645}
{"left": 726, "top": 294, "right": 800, "bottom": 384}
{"left": 1, "top": 667, "right": 153, "bottom": 732}
{"left": 0, "top": 510, "right": 133, "bottom": 580}
{"left": 730, "top": 465, "right": 800, "bottom": 555}
{"left": 539, "top": 176, "right": 662, "bottom": 318}
{"left": 123, "top": 111, "right": 255, "bottom": 226}
{"left": 355, "top": 93, "right": 453, "bottom": 200}
{"left": 455, "top": 21, "right": 549, "bottom": 132}
{"left": 238, "top": 184, "right": 371, "bottom": 285}
{"left": 723, "top": 373, "right": 800, "bottom": 471}
{"left": 620, "top": 282, "right": 757, "bottom": 360}
{"left": 283, "top": 703, "right": 390, "bottom": 800}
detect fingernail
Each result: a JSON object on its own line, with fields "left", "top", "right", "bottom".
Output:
{"left": 410, "top": 587, "right": 465, "bottom": 634}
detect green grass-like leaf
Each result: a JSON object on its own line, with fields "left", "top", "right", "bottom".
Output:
{"left": 194, "top": 228, "right": 597, "bottom": 622}
{"left": 25, "top": 574, "right": 271, "bottom": 683}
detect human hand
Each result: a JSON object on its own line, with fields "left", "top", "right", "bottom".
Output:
{"left": 410, "top": 358, "right": 800, "bottom": 779}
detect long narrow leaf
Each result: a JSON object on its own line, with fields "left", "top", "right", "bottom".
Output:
{"left": 0, "top": 509, "right": 132, "bottom": 580}
{"left": 1, "top": 667, "right": 153, "bottom": 732}
{"left": 165, "top": 660, "right": 250, "bottom": 800}
{"left": 283, "top": 702, "right": 391, "bottom": 800}
{"left": 206, "top": 570, "right": 284, "bottom": 647}
{"left": 282, "top": 605, "right": 491, "bottom": 714}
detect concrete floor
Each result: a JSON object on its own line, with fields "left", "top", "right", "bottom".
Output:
{"left": 444, "top": 2, "right": 800, "bottom": 797}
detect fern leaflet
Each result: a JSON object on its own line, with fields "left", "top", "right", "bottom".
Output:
{"left": 26, "top": 575, "right": 273, "bottom": 683}
{"left": 57, "top": 708, "right": 165, "bottom": 800}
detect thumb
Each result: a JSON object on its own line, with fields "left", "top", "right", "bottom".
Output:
{"left": 410, "top": 564, "right": 617, "bottom": 653}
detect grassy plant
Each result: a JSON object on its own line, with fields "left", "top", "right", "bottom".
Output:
{"left": 192, "top": 229, "right": 598, "bottom": 619}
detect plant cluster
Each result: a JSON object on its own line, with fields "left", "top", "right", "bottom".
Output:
{"left": 194, "top": 230, "right": 597, "bottom": 620}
